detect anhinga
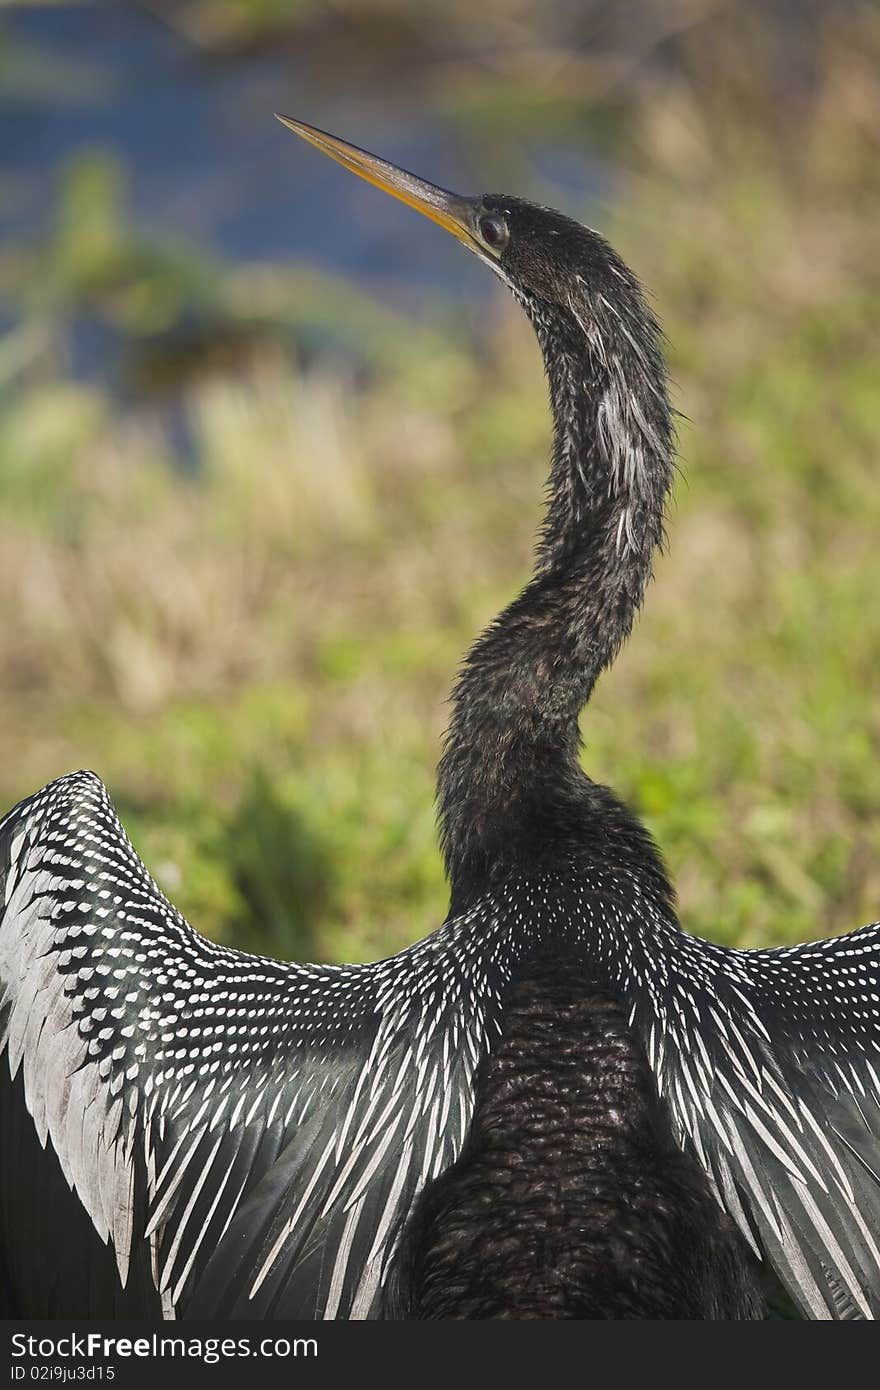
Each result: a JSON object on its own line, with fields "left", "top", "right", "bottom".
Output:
{"left": 1, "top": 119, "right": 879, "bottom": 1320}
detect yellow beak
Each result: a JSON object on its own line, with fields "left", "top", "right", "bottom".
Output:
{"left": 275, "top": 115, "right": 481, "bottom": 252}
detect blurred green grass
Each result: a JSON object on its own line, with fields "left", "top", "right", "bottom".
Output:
{"left": 1, "top": 4, "right": 879, "bottom": 964}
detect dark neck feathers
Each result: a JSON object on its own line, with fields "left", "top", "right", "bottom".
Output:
{"left": 438, "top": 271, "right": 674, "bottom": 903}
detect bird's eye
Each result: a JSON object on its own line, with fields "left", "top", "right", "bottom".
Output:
{"left": 478, "top": 216, "right": 509, "bottom": 252}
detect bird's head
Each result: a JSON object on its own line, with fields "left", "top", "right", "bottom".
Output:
{"left": 275, "top": 117, "right": 647, "bottom": 346}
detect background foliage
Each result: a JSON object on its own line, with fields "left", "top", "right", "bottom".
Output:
{"left": 2, "top": 0, "right": 878, "bottom": 963}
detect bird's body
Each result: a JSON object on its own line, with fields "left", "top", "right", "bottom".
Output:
{"left": 2, "top": 122, "right": 880, "bottom": 1320}
{"left": 0, "top": 777, "right": 765, "bottom": 1319}
{"left": 402, "top": 960, "right": 763, "bottom": 1319}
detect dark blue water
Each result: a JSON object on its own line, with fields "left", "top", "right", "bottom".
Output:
{"left": 0, "top": 0, "right": 615, "bottom": 441}
{"left": 2, "top": 3, "right": 609, "bottom": 305}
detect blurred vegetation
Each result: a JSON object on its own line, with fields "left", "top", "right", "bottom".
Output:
{"left": 1, "top": 1, "right": 879, "bottom": 964}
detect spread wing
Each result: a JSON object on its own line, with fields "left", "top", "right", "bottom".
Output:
{"left": 641, "top": 916, "right": 880, "bottom": 1319}
{"left": 0, "top": 771, "right": 499, "bottom": 1318}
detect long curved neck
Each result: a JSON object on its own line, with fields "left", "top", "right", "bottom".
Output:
{"left": 438, "top": 289, "right": 674, "bottom": 905}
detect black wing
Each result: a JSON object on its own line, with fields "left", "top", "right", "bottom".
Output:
{"left": 640, "top": 916, "right": 880, "bottom": 1319}
{"left": 0, "top": 772, "right": 500, "bottom": 1318}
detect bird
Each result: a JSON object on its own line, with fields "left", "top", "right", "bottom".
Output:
{"left": 1, "top": 118, "right": 879, "bottom": 1321}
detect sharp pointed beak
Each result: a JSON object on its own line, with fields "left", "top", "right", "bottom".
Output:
{"left": 276, "top": 115, "right": 482, "bottom": 253}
